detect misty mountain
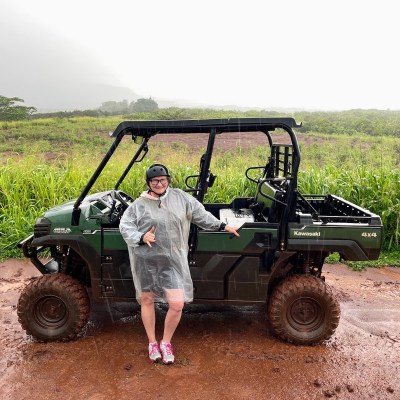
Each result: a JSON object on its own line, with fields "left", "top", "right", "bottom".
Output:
{"left": 2, "top": 81, "right": 140, "bottom": 112}
{"left": 0, "top": 6, "right": 140, "bottom": 112}
{"left": 0, "top": 6, "right": 306, "bottom": 114}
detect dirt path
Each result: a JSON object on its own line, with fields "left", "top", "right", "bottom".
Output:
{"left": 1, "top": 259, "right": 399, "bottom": 400}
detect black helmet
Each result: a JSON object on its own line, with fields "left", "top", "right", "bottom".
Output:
{"left": 146, "top": 164, "right": 170, "bottom": 181}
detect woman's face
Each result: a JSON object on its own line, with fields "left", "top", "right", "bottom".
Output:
{"left": 148, "top": 175, "right": 169, "bottom": 195}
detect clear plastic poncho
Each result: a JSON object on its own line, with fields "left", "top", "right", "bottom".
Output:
{"left": 119, "top": 187, "right": 222, "bottom": 304}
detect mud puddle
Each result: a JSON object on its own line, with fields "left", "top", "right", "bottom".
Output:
{"left": 0, "top": 260, "right": 399, "bottom": 399}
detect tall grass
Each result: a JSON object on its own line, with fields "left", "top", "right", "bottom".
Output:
{"left": 1, "top": 116, "right": 399, "bottom": 260}
{"left": 299, "top": 166, "right": 400, "bottom": 248}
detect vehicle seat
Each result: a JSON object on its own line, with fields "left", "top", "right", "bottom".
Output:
{"left": 254, "top": 180, "right": 286, "bottom": 222}
{"left": 219, "top": 208, "right": 254, "bottom": 227}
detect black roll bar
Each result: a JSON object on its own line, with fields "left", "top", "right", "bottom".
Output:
{"left": 114, "top": 137, "right": 149, "bottom": 190}
{"left": 195, "top": 128, "right": 217, "bottom": 203}
{"left": 71, "top": 131, "right": 125, "bottom": 225}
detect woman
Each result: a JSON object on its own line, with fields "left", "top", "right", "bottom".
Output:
{"left": 119, "top": 164, "right": 240, "bottom": 364}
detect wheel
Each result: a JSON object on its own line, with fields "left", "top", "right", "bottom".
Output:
{"left": 17, "top": 274, "right": 90, "bottom": 342}
{"left": 267, "top": 275, "right": 340, "bottom": 345}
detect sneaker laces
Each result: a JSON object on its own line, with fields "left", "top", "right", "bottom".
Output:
{"left": 149, "top": 342, "right": 160, "bottom": 355}
{"left": 162, "top": 342, "right": 173, "bottom": 355}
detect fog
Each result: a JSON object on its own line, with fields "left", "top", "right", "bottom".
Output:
{"left": 2, "top": 0, "right": 400, "bottom": 112}
{"left": 0, "top": 6, "right": 137, "bottom": 111}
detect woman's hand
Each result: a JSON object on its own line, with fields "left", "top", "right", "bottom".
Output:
{"left": 143, "top": 226, "right": 156, "bottom": 247}
{"left": 224, "top": 225, "right": 240, "bottom": 237}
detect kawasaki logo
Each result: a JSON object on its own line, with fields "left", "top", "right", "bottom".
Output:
{"left": 293, "top": 230, "right": 320, "bottom": 237}
{"left": 53, "top": 227, "right": 71, "bottom": 234}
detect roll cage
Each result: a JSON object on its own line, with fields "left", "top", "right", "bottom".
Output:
{"left": 71, "top": 118, "right": 302, "bottom": 227}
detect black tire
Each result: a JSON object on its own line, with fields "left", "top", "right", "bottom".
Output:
{"left": 17, "top": 274, "right": 90, "bottom": 342}
{"left": 268, "top": 275, "right": 340, "bottom": 345}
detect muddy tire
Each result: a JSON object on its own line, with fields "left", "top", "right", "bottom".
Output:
{"left": 17, "top": 274, "right": 90, "bottom": 342}
{"left": 268, "top": 275, "right": 340, "bottom": 345}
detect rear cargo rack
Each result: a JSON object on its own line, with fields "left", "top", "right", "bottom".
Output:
{"left": 298, "top": 194, "right": 380, "bottom": 224}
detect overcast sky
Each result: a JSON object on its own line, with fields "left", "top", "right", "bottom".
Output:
{"left": 2, "top": 0, "right": 400, "bottom": 110}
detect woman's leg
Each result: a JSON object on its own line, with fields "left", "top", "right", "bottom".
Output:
{"left": 162, "top": 289, "right": 184, "bottom": 343}
{"left": 140, "top": 292, "right": 157, "bottom": 343}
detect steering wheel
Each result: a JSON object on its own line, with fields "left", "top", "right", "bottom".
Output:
{"left": 113, "top": 190, "right": 134, "bottom": 208}
{"left": 107, "top": 190, "right": 134, "bottom": 224}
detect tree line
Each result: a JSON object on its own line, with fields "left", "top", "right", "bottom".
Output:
{"left": 2, "top": 94, "right": 400, "bottom": 138}
{"left": 0, "top": 96, "right": 37, "bottom": 120}
{"left": 98, "top": 98, "right": 158, "bottom": 114}
{"left": 0, "top": 95, "right": 158, "bottom": 120}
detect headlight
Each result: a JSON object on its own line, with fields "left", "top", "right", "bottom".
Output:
{"left": 34, "top": 217, "right": 51, "bottom": 237}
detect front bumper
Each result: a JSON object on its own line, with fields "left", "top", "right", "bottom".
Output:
{"left": 17, "top": 234, "right": 52, "bottom": 274}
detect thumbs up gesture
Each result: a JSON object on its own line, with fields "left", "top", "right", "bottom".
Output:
{"left": 143, "top": 226, "right": 156, "bottom": 248}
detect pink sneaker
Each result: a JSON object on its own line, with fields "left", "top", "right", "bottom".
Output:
{"left": 160, "top": 341, "right": 174, "bottom": 364}
{"left": 148, "top": 342, "right": 161, "bottom": 363}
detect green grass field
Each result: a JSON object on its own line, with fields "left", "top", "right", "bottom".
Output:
{"left": 1, "top": 112, "right": 399, "bottom": 267}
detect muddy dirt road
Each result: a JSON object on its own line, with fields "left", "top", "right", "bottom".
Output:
{"left": 1, "top": 260, "right": 399, "bottom": 400}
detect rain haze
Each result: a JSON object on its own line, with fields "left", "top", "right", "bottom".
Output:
{"left": 1, "top": 0, "right": 399, "bottom": 112}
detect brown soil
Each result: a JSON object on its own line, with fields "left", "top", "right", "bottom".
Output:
{"left": 152, "top": 131, "right": 323, "bottom": 153}
{"left": 1, "top": 259, "right": 399, "bottom": 400}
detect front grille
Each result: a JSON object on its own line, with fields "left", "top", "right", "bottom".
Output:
{"left": 34, "top": 217, "right": 51, "bottom": 237}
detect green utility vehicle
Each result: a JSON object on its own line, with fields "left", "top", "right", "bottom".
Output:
{"left": 18, "top": 118, "right": 383, "bottom": 345}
